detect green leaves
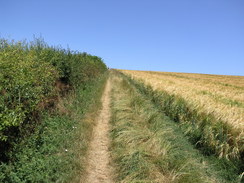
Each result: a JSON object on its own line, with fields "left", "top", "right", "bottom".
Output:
{"left": 0, "top": 43, "right": 58, "bottom": 141}
{"left": 0, "top": 38, "right": 107, "bottom": 142}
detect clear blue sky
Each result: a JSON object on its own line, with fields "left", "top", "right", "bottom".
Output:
{"left": 1, "top": 0, "right": 244, "bottom": 75}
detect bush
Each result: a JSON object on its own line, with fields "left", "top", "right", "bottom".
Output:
{"left": 0, "top": 38, "right": 107, "bottom": 142}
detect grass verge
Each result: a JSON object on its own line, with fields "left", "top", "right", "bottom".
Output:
{"left": 119, "top": 70, "right": 243, "bottom": 161}
{"left": 110, "top": 70, "right": 242, "bottom": 183}
{"left": 0, "top": 73, "right": 108, "bottom": 183}
{"left": 118, "top": 71, "right": 243, "bottom": 178}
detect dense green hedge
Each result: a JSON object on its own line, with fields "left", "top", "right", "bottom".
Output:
{"left": 0, "top": 38, "right": 107, "bottom": 142}
{"left": 0, "top": 73, "right": 108, "bottom": 182}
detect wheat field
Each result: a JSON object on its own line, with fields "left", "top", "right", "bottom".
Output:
{"left": 120, "top": 70, "right": 244, "bottom": 159}
{"left": 120, "top": 70, "right": 244, "bottom": 131}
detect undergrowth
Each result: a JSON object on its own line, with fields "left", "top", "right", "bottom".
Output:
{"left": 0, "top": 37, "right": 107, "bottom": 143}
{"left": 0, "top": 71, "right": 108, "bottom": 182}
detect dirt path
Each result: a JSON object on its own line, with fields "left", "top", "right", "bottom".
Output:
{"left": 83, "top": 79, "right": 114, "bottom": 183}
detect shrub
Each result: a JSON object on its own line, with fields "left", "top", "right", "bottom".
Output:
{"left": 0, "top": 38, "right": 107, "bottom": 142}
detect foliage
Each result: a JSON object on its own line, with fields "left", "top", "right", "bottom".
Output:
{"left": 0, "top": 38, "right": 107, "bottom": 142}
{"left": 0, "top": 72, "right": 108, "bottom": 183}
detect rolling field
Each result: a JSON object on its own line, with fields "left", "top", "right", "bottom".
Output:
{"left": 1, "top": 37, "right": 243, "bottom": 182}
{"left": 120, "top": 70, "right": 244, "bottom": 132}
{"left": 120, "top": 70, "right": 244, "bottom": 160}
{"left": 109, "top": 70, "right": 243, "bottom": 182}
{"left": 1, "top": 61, "right": 243, "bottom": 182}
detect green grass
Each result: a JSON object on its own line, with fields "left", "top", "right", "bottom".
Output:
{"left": 0, "top": 73, "right": 108, "bottom": 183}
{"left": 110, "top": 70, "right": 242, "bottom": 183}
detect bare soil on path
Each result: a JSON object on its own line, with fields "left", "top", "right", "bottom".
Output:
{"left": 83, "top": 79, "right": 114, "bottom": 183}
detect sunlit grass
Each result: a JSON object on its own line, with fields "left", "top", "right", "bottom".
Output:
{"left": 120, "top": 70, "right": 244, "bottom": 161}
{"left": 110, "top": 71, "right": 239, "bottom": 183}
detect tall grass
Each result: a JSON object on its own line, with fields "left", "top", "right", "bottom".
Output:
{"left": 120, "top": 70, "right": 244, "bottom": 150}
{"left": 120, "top": 70, "right": 243, "bottom": 159}
{"left": 110, "top": 71, "right": 240, "bottom": 183}
{"left": 116, "top": 70, "right": 243, "bottom": 182}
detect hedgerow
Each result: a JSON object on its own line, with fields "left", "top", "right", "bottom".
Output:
{"left": 0, "top": 38, "right": 107, "bottom": 143}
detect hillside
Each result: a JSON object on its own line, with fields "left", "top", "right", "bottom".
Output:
{"left": 1, "top": 42, "right": 243, "bottom": 182}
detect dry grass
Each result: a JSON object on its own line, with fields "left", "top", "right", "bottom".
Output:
{"left": 120, "top": 70, "right": 244, "bottom": 134}
{"left": 109, "top": 71, "right": 232, "bottom": 183}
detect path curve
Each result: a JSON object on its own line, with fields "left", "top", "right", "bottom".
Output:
{"left": 84, "top": 78, "right": 114, "bottom": 183}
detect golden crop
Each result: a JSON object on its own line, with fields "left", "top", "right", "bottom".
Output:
{"left": 120, "top": 70, "right": 244, "bottom": 134}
